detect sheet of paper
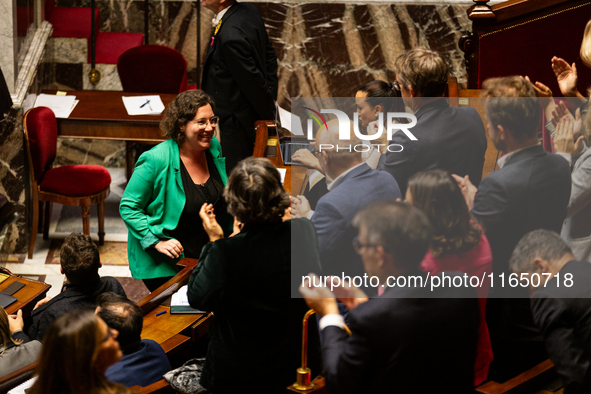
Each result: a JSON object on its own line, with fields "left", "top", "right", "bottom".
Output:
{"left": 277, "top": 168, "right": 287, "bottom": 184}
{"left": 277, "top": 105, "right": 304, "bottom": 136}
{"left": 171, "top": 285, "right": 190, "bottom": 307}
{"left": 33, "top": 94, "right": 76, "bottom": 118}
{"left": 122, "top": 95, "right": 165, "bottom": 115}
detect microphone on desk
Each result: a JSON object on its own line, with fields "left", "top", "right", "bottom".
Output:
{"left": 293, "top": 309, "right": 316, "bottom": 391}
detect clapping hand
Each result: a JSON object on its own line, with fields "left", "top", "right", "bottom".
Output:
{"left": 551, "top": 102, "right": 582, "bottom": 139}
{"left": 332, "top": 279, "right": 369, "bottom": 310}
{"left": 8, "top": 309, "right": 24, "bottom": 334}
{"left": 299, "top": 273, "right": 339, "bottom": 317}
{"left": 199, "top": 203, "right": 224, "bottom": 242}
{"left": 554, "top": 112, "right": 584, "bottom": 155}
{"left": 552, "top": 57, "right": 580, "bottom": 97}
{"left": 451, "top": 174, "right": 477, "bottom": 210}
{"left": 525, "top": 76, "right": 553, "bottom": 109}
{"left": 290, "top": 195, "right": 311, "bottom": 218}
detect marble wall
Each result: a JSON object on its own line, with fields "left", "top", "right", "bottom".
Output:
{"left": 0, "top": 108, "right": 27, "bottom": 254}
{"left": 43, "top": 1, "right": 474, "bottom": 104}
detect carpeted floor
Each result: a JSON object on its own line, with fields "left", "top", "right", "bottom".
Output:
{"left": 45, "top": 239, "right": 128, "bottom": 265}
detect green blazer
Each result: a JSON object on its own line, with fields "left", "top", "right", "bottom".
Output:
{"left": 120, "top": 138, "right": 227, "bottom": 279}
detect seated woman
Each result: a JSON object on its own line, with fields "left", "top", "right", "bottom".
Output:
{"left": 406, "top": 169, "right": 493, "bottom": 386}
{"left": 120, "top": 90, "right": 231, "bottom": 292}
{"left": 0, "top": 307, "right": 41, "bottom": 378}
{"left": 28, "top": 310, "right": 127, "bottom": 394}
{"left": 188, "top": 157, "right": 322, "bottom": 394}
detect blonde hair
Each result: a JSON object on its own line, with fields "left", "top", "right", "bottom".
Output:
{"left": 581, "top": 19, "right": 591, "bottom": 68}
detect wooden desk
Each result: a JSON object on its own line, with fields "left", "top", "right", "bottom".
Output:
{"left": 137, "top": 259, "right": 211, "bottom": 356}
{"left": 0, "top": 272, "right": 51, "bottom": 317}
{"left": 45, "top": 90, "right": 175, "bottom": 142}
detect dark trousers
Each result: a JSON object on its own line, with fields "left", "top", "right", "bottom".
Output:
{"left": 219, "top": 115, "right": 256, "bottom": 174}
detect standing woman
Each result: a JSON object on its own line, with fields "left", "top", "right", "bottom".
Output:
{"left": 28, "top": 310, "right": 127, "bottom": 394}
{"left": 406, "top": 169, "right": 493, "bottom": 386}
{"left": 120, "top": 90, "right": 231, "bottom": 292}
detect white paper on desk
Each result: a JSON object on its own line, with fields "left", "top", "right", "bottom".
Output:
{"left": 33, "top": 94, "right": 76, "bottom": 118}
{"left": 277, "top": 105, "right": 304, "bottom": 136}
{"left": 122, "top": 95, "right": 165, "bottom": 115}
{"left": 171, "top": 285, "right": 191, "bottom": 307}
{"left": 277, "top": 168, "right": 287, "bottom": 184}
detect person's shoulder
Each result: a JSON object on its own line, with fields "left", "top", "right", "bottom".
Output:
{"left": 137, "top": 140, "right": 176, "bottom": 165}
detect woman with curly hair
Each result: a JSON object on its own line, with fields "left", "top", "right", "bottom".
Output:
{"left": 406, "top": 169, "right": 493, "bottom": 386}
{"left": 120, "top": 90, "right": 232, "bottom": 291}
{"left": 187, "top": 157, "right": 322, "bottom": 394}
{"left": 28, "top": 310, "right": 128, "bottom": 394}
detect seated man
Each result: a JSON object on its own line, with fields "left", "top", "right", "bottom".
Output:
{"left": 96, "top": 292, "right": 171, "bottom": 387}
{"left": 292, "top": 119, "right": 401, "bottom": 282}
{"left": 510, "top": 229, "right": 591, "bottom": 394}
{"left": 300, "top": 201, "right": 479, "bottom": 393}
{"left": 377, "top": 47, "right": 487, "bottom": 194}
{"left": 26, "top": 232, "right": 126, "bottom": 341}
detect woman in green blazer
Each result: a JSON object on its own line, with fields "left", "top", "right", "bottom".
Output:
{"left": 120, "top": 90, "right": 231, "bottom": 291}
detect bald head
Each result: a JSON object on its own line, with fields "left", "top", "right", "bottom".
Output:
{"left": 316, "top": 119, "right": 363, "bottom": 167}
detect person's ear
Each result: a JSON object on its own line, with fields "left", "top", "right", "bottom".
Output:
{"left": 60, "top": 267, "right": 64, "bottom": 275}
{"left": 374, "top": 245, "right": 387, "bottom": 269}
{"left": 408, "top": 85, "right": 418, "bottom": 98}
{"left": 374, "top": 105, "right": 384, "bottom": 115}
{"left": 533, "top": 257, "right": 550, "bottom": 274}
{"left": 321, "top": 151, "right": 330, "bottom": 165}
{"left": 497, "top": 125, "right": 507, "bottom": 141}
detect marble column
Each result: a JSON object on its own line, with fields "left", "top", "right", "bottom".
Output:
{"left": 0, "top": 0, "right": 17, "bottom": 94}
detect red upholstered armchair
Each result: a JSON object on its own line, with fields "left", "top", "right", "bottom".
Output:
{"left": 117, "top": 45, "right": 189, "bottom": 94}
{"left": 23, "top": 107, "right": 111, "bottom": 258}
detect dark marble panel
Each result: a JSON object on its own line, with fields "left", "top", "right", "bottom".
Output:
{"left": 0, "top": 108, "right": 27, "bottom": 254}
{"left": 55, "top": 63, "right": 83, "bottom": 90}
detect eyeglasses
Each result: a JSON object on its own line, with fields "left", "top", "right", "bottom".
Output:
{"left": 102, "top": 328, "right": 114, "bottom": 343}
{"left": 195, "top": 116, "right": 220, "bottom": 129}
{"left": 352, "top": 236, "right": 381, "bottom": 254}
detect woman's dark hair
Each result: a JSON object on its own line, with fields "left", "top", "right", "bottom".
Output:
{"left": 160, "top": 90, "right": 215, "bottom": 145}
{"left": 407, "top": 169, "right": 481, "bottom": 258}
{"left": 358, "top": 80, "right": 405, "bottom": 113}
{"left": 28, "top": 310, "right": 128, "bottom": 394}
{"left": 224, "top": 157, "right": 290, "bottom": 225}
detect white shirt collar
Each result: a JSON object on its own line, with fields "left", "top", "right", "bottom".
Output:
{"left": 212, "top": 5, "right": 232, "bottom": 27}
{"left": 326, "top": 163, "right": 365, "bottom": 191}
{"left": 496, "top": 143, "right": 539, "bottom": 169}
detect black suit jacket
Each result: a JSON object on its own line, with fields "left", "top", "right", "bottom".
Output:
{"left": 26, "top": 276, "right": 126, "bottom": 341}
{"left": 201, "top": 2, "right": 278, "bottom": 169}
{"left": 322, "top": 272, "right": 479, "bottom": 394}
{"left": 472, "top": 145, "right": 571, "bottom": 347}
{"left": 187, "top": 218, "right": 322, "bottom": 393}
{"left": 377, "top": 99, "right": 487, "bottom": 194}
{"left": 531, "top": 260, "right": 591, "bottom": 394}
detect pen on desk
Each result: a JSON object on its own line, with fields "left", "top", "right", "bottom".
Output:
{"left": 140, "top": 99, "right": 151, "bottom": 108}
{"left": 155, "top": 310, "right": 167, "bottom": 316}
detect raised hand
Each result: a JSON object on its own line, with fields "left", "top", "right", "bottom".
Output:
{"left": 199, "top": 203, "right": 224, "bottom": 242}
{"left": 552, "top": 57, "right": 580, "bottom": 97}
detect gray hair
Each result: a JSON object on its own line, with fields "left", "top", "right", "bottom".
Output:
{"left": 509, "top": 230, "right": 573, "bottom": 274}
{"left": 352, "top": 201, "right": 432, "bottom": 270}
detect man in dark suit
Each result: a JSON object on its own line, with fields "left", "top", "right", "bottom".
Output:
{"left": 300, "top": 201, "right": 479, "bottom": 393}
{"left": 201, "top": 0, "right": 278, "bottom": 172}
{"left": 292, "top": 119, "right": 401, "bottom": 281}
{"left": 96, "top": 292, "right": 171, "bottom": 388}
{"left": 510, "top": 229, "right": 591, "bottom": 394}
{"left": 26, "top": 233, "right": 126, "bottom": 341}
{"left": 377, "top": 48, "right": 487, "bottom": 194}
{"left": 455, "top": 76, "right": 572, "bottom": 381}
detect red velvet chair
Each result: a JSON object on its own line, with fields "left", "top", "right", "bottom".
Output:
{"left": 117, "top": 45, "right": 189, "bottom": 94}
{"left": 23, "top": 107, "right": 111, "bottom": 258}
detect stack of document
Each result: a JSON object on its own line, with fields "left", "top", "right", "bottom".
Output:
{"left": 170, "top": 285, "right": 206, "bottom": 314}
{"left": 122, "top": 95, "right": 165, "bottom": 115}
{"left": 34, "top": 94, "right": 79, "bottom": 118}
